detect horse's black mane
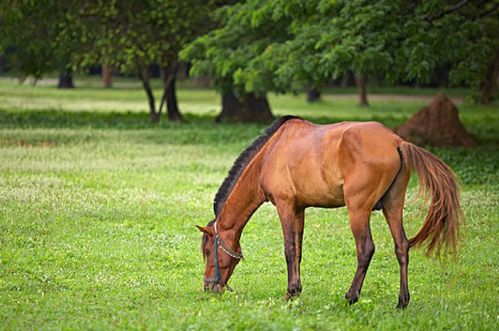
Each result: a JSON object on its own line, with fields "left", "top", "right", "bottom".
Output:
{"left": 213, "top": 115, "right": 302, "bottom": 216}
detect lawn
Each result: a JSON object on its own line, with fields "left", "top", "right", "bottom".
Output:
{"left": 0, "top": 77, "right": 498, "bottom": 330}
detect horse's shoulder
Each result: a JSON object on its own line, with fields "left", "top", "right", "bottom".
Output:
{"left": 280, "top": 117, "right": 313, "bottom": 129}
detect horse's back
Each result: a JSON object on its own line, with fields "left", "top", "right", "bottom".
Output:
{"left": 259, "top": 119, "right": 403, "bottom": 209}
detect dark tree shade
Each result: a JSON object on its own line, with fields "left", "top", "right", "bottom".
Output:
{"left": 217, "top": 91, "right": 274, "bottom": 123}
{"left": 0, "top": 1, "right": 78, "bottom": 86}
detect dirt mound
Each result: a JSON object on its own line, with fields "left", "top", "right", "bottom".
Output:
{"left": 395, "top": 94, "right": 475, "bottom": 147}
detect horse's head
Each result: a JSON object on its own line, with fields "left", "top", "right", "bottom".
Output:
{"left": 197, "top": 220, "right": 243, "bottom": 293}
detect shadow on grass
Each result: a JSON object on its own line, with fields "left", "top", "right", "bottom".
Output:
{"left": 0, "top": 109, "right": 272, "bottom": 148}
{"left": 0, "top": 108, "right": 408, "bottom": 130}
{"left": 0, "top": 109, "right": 166, "bottom": 130}
{"left": 0, "top": 109, "right": 407, "bottom": 150}
{"left": 1, "top": 108, "right": 497, "bottom": 146}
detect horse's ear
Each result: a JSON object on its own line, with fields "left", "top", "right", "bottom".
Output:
{"left": 196, "top": 225, "right": 210, "bottom": 234}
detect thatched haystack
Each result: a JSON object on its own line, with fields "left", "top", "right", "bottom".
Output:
{"left": 395, "top": 94, "right": 475, "bottom": 147}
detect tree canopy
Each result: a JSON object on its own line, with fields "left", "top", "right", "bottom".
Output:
{"left": 183, "top": 0, "right": 499, "bottom": 102}
{"left": 0, "top": 0, "right": 79, "bottom": 85}
{"left": 71, "top": 1, "right": 209, "bottom": 76}
{"left": 69, "top": 0, "right": 214, "bottom": 121}
{"left": 0, "top": 0, "right": 215, "bottom": 121}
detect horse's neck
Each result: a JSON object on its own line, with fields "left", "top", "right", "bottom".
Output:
{"left": 216, "top": 156, "right": 266, "bottom": 243}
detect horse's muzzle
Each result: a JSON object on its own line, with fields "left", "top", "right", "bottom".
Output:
{"left": 204, "top": 282, "right": 223, "bottom": 293}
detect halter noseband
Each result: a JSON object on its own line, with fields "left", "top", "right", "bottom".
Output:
{"left": 204, "top": 222, "right": 244, "bottom": 290}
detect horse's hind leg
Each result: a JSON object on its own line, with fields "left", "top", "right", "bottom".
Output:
{"left": 382, "top": 169, "right": 411, "bottom": 309}
{"left": 345, "top": 209, "right": 375, "bottom": 304}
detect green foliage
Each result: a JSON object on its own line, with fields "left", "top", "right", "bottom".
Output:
{"left": 183, "top": 0, "right": 499, "bottom": 97}
{"left": 70, "top": 0, "right": 213, "bottom": 74}
{"left": 0, "top": 0, "right": 214, "bottom": 83}
{"left": 0, "top": 79, "right": 498, "bottom": 329}
{"left": 0, "top": 0, "right": 78, "bottom": 79}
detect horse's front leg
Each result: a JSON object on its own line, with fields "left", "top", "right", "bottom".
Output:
{"left": 276, "top": 202, "right": 305, "bottom": 300}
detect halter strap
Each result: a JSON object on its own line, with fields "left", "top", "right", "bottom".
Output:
{"left": 209, "top": 222, "right": 244, "bottom": 288}
{"left": 214, "top": 221, "right": 244, "bottom": 259}
{"left": 219, "top": 237, "right": 244, "bottom": 259}
{"left": 213, "top": 235, "right": 222, "bottom": 283}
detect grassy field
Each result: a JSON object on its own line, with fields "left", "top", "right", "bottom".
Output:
{"left": 0, "top": 77, "right": 498, "bottom": 330}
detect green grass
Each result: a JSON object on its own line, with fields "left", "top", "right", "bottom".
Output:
{"left": 0, "top": 77, "right": 498, "bottom": 330}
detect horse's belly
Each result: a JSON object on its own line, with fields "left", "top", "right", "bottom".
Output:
{"left": 295, "top": 182, "right": 345, "bottom": 208}
{"left": 290, "top": 147, "right": 345, "bottom": 208}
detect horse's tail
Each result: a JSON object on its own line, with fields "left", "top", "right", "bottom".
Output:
{"left": 399, "top": 142, "right": 462, "bottom": 256}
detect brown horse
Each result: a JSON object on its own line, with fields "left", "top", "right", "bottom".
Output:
{"left": 197, "top": 116, "right": 461, "bottom": 308}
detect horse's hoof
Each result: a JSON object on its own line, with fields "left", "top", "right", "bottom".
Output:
{"left": 396, "top": 299, "right": 408, "bottom": 309}
{"left": 347, "top": 297, "right": 358, "bottom": 305}
{"left": 285, "top": 290, "right": 301, "bottom": 301}
{"left": 345, "top": 291, "right": 359, "bottom": 305}
{"left": 396, "top": 295, "right": 409, "bottom": 309}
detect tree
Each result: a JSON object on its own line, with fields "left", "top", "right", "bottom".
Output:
{"left": 306, "top": 87, "right": 321, "bottom": 103}
{"left": 1, "top": 1, "right": 215, "bottom": 122}
{"left": 0, "top": 0, "right": 78, "bottom": 88}
{"left": 216, "top": 90, "right": 273, "bottom": 122}
{"left": 184, "top": 0, "right": 499, "bottom": 113}
{"left": 355, "top": 74, "right": 369, "bottom": 107}
{"left": 102, "top": 64, "right": 112, "bottom": 89}
{"left": 71, "top": 1, "right": 214, "bottom": 123}
{"left": 181, "top": 2, "right": 285, "bottom": 122}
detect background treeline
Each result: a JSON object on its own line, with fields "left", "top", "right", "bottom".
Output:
{"left": 0, "top": 0, "right": 497, "bottom": 122}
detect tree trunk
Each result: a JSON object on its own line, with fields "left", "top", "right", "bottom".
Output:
{"left": 480, "top": 50, "right": 499, "bottom": 105}
{"left": 102, "top": 64, "right": 112, "bottom": 88}
{"left": 355, "top": 73, "right": 369, "bottom": 107}
{"left": 138, "top": 69, "right": 160, "bottom": 123}
{"left": 166, "top": 76, "right": 183, "bottom": 121}
{"left": 149, "top": 110, "right": 161, "bottom": 123}
{"left": 340, "top": 71, "right": 350, "bottom": 87}
{"left": 307, "top": 86, "right": 321, "bottom": 103}
{"left": 58, "top": 69, "right": 74, "bottom": 88}
{"left": 161, "top": 64, "right": 183, "bottom": 122}
{"left": 217, "top": 91, "right": 274, "bottom": 123}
